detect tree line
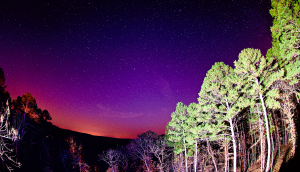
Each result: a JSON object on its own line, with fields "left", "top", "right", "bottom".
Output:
{"left": 166, "top": 0, "right": 300, "bottom": 171}
{"left": 100, "top": 1, "right": 300, "bottom": 171}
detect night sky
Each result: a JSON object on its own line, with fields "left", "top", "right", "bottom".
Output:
{"left": 1, "top": 0, "right": 273, "bottom": 138}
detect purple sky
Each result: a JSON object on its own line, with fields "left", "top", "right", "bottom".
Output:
{"left": 1, "top": 0, "right": 272, "bottom": 138}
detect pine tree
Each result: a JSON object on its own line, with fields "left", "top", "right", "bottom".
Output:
{"left": 198, "top": 62, "right": 249, "bottom": 172}
{"left": 234, "top": 48, "right": 283, "bottom": 172}
{"left": 194, "top": 97, "right": 224, "bottom": 172}
{"left": 269, "top": 0, "right": 300, "bottom": 156}
{"left": 166, "top": 102, "right": 189, "bottom": 172}
{"left": 186, "top": 103, "right": 200, "bottom": 172}
{"left": 270, "top": 0, "right": 300, "bottom": 75}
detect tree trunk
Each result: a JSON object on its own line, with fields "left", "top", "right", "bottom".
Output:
{"left": 206, "top": 139, "right": 218, "bottom": 172}
{"left": 287, "top": 110, "right": 297, "bottom": 157}
{"left": 275, "top": 115, "right": 281, "bottom": 155}
{"left": 224, "top": 139, "right": 229, "bottom": 172}
{"left": 229, "top": 118, "right": 237, "bottom": 172}
{"left": 282, "top": 119, "right": 287, "bottom": 144}
{"left": 179, "top": 153, "right": 183, "bottom": 172}
{"left": 202, "top": 154, "right": 205, "bottom": 172}
{"left": 160, "top": 150, "right": 164, "bottom": 172}
{"left": 194, "top": 141, "right": 197, "bottom": 172}
{"left": 258, "top": 111, "right": 265, "bottom": 172}
{"left": 249, "top": 119, "right": 254, "bottom": 167}
{"left": 146, "top": 160, "right": 151, "bottom": 172}
{"left": 143, "top": 155, "right": 151, "bottom": 172}
{"left": 241, "top": 126, "right": 247, "bottom": 172}
{"left": 282, "top": 82, "right": 297, "bottom": 157}
{"left": 270, "top": 129, "right": 274, "bottom": 172}
{"left": 259, "top": 93, "right": 271, "bottom": 172}
{"left": 183, "top": 129, "right": 188, "bottom": 172}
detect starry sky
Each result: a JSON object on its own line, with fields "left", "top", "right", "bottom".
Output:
{"left": 0, "top": 0, "right": 273, "bottom": 138}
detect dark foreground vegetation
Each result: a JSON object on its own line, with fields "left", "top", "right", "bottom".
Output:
{"left": 1, "top": 0, "right": 300, "bottom": 171}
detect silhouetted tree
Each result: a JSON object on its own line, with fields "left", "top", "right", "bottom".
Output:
{"left": 0, "top": 68, "right": 10, "bottom": 109}
{"left": 41, "top": 110, "right": 52, "bottom": 121}
{"left": 21, "top": 93, "right": 37, "bottom": 115}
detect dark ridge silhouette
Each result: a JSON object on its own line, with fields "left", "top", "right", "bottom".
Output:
{"left": 51, "top": 125, "right": 131, "bottom": 171}
{"left": 13, "top": 117, "right": 131, "bottom": 172}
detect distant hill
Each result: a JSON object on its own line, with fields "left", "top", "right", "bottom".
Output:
{"left": 50, "top": 124, "right": 131, "bottom": 171}
{"left": 50, "top": 124, "right": 131, "bottom": 150}
{"left": 14, "top": 118, "right": 131, "bottom": 172}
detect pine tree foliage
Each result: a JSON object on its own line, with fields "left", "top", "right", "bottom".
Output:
{"left": 198, "top": 62, "right": 249, "bottom": 172}
{"left": 185, "top": 103, "right": 205, "bottom": 172}
{"left": 165, "top": 102, "right": 191, "bottom": 172}
{"left": 234, "top": 48, "right": 283, "bottom": 110}
{"left": 234, "top": 48, "right": 283, "bottom": 171}
{"left": 166, "top": 102, "right": 188, "bottom": 155}
{"left": 269, "top": 0, "right": 300, "bottom": 158}
{"left": 185, "top": 103, "right": 200, "bottom": 148}
{"left": 269, "top": 0, "right": 300, "bottom": 86}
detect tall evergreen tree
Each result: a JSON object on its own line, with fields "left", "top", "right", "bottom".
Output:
{"left": 186, "top": 103, "right": 201, "bottom": 172}
{"left": 234, "top": 48, "right": 283, "bottom": 172}
{"left": 198, "top": 62, "right": 249, "bottom": 172}
{"left": 269, "top": 0, "right": 300, "bottom": 156}
{"left": 193, "top": 99, "right": 223, "bottom": 172}
{"left": 166, "top": 102, "right": 189, "bottom": 172}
